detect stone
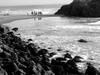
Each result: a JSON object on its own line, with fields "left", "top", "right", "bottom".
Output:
{"left": 85, "top": 63, "right": 100, "bottom": 75}
{"left": 12, "top": 27, "right": 18, "bottom": 32}
{"left": 78, "top": 39, "right": 88, "bottom": 43}
{"left": 55, "top": 0, "right": 100, "bottom": 17}
{"left": 0, "top": 47, "right": 3, "bottom": 53}
{"left": 0, "top": 67, "right": 8, "bottom": 75}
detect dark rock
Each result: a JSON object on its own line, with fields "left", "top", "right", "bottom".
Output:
{"left": 15, "top": 70, "right": 24, "bottom": 75}
{"left": 0, "top": 52, "right": 8, "bottom": 58}
{"left": 57, "top": 49, "right": 62, "bottom": 51}
{"left": 78, "top": 39, "right": 88, "bottom": 43}
{"left": 0, "top": 47, "right": 3, "bottom": 53}
{"left": 55, "top": 0, "right": 100, "bottom": 17}
{"left": 7, "top": 32, "right": 14, "bottom": 35}
{"left": 64, "top": 53, "right": 72, "bottom": 59}
{"left": 27, "top": 39, "right": 33, "bottom": 42}
{"left": 49, "top": 52, "right": 56, "bottom": 57}
{"left": 12, "top": 28, "right": 18, "bottom": 32}
{"left": 0, "top": 26, "right": 4, "bottom": 33}
{"left": 3, "top": 62, "right": 19, "bottom": 73}
{"left": 51, "top": 59, "right": 64, "bottom": 66}
{"left": 38, "top": 49, "right": 48, "bottom": 56}
{"left": 73, "top": 56, "right": 83, "bottom": 62}
{"left": 85, "top": 63, "right": 100, "bottom": 75}
{"left": 0, "top": 67, "right": 8, "bottom": 75}
{"left": 51, "top": 65, "right": 65, "bottom": 75}
{"left": 64, "top": 59, "right": 80, "bottom": 75}
{"left": 27, "top": 43, "right": 38, "bottom": 56}
{"left": 44, "top": 70, "right": 55, "bottom": 75}
{"left": 55, "top": 57, "right": 66, "bottom": 62}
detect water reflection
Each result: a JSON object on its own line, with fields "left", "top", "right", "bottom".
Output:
{"left": 33, "top": 17, "right": 42, "bottom": 20}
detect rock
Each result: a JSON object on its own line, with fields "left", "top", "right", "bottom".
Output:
{"left": 27, "top": 39, "right": 33, "bottom": 42}
{"left": 27, "top": 43, "right": 38, "bottom": 56}
{"left": 57, "top": 49, "right": 62, "bottom": 51}
{"left": 12, "top": 27, "right": 18, "bottom": 32}
{"left": 65, "top": 58, "right": 80, "bottom": 74}
{"left": 0, "top": 26, "right": 4, "bottom": 33}
{"left": 49, "top": 52, "right": 56, "bottom": 57}
{"left": 7, "top": 32, "right": 14, "bottom": 35}
{"left": 0, "top": 52, "right": 8, "bottom": 58}
{"left": 78, "top": 39, "right": 88, "bottom": 43}
{"left": 37, "top": 49, "right": 48, "bottom": 56}
{"left": 44, "top": 70, "right": 55, "bottom": 75}
{"left": 55, "top": 0, "right": 100, "bottom": 17}
{"left": 55, "top": 57, "right": 66, "bottom": 62}
{"left": 73, "top": 56, "right": 83, "bottom": 62}
{"left": 0, "top": 67, "right": 8, "bottom": 75}
{"left": 85, "top": 63, "right": 100, "bottom": 75}
{"left": 51, "top": 65, "right": 65, "bottom": 75}
{"left": 64, "top": 53, "right": 72, "bottom": 59}
{"left": 3, "top": 62, "right": 19, "bottom": 73}
{"left": 0, "top": 47, "right": 3, "bottom": 53}
{"left": 76, "top": 62, "right": 87, "bottom": 74}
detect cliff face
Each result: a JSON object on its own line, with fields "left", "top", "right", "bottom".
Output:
{"left": 55, "top": 0, "right": 100, "bottom": 17}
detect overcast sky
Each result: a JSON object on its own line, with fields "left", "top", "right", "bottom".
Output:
{"left": 0, "top": 0, "right": 73, "bottom": 6}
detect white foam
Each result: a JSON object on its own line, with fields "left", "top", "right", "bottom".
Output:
{"left": 89, "top": 21, "right": 100, "bottom": 24}
{"left": 0, "top": 8, "right": 56, "bottom": 15}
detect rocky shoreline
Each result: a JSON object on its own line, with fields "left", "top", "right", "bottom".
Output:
{"left": 0, "top": 25, "right": 100, "bottom": 75}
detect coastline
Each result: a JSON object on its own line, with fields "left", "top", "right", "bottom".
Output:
{"left": 0, "top": 14, "right": 58, "bottom": 24}
{"left": 0, "top": 15, "right": 99, "bottom": 75}
{"left": 1, "top": 14, "right": 100, "bottom": 65}
{"left": 0, "top": 24, "right": 100, "bottom": 75}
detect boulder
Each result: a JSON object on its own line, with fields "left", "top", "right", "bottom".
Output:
{"left": 12, "top": 27, "right": 18, "bottom": 32}
{"left": 85, "top": 63, "right": 100, "bottom": 75}
{"left": 78, "top": 39, "right": 88, "bottom": 43}
{"left": 55, "top": 0, "right": 100, "bottom": 17}
{"left": 0, "top": 67, "right": 8, "bottom": 75}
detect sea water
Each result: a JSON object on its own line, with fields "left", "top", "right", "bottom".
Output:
{"left": 0, "top": 5, "right": 60, "bottom": 15}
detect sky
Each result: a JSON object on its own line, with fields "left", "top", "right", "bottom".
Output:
{"left": 0, "top": 0, "right": 73, "bottom": 6}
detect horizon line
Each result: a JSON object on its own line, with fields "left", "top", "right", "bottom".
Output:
{"left": 0, "top": 4, "right": 66, "bottom": 7}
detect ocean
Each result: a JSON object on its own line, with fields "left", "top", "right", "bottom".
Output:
{"left": 0, "top": 5, "right": 61, "bottom": 15}
{"left": 3, "top": 5, "right": 100, "bottom": 65}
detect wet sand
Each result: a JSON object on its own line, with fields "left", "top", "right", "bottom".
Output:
{"left": 0, "top": 14, "right": 58, "bottom": 24}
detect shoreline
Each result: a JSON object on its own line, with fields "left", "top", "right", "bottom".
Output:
{"left": 2, "top": 14, "right": 100, "bottom": 65}
{"left": 0, "top": 14, "right": 58, "bottom": 24}
{"left": 0, "top": 24, "right": 100, "bottom": 75}
{"left": 0, "top": 14, "right": 100, "bottom": 74}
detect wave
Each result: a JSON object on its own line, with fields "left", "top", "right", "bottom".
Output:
{"left": 0, "top": 8, "right": 57, "bottom": 15}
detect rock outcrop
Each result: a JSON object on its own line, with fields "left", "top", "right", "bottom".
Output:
{"left": 55, "top": 0, "right": 100, "bottom": 17}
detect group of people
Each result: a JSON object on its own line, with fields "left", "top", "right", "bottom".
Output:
{"left": 30, "top": 11, "right": 43, "bottom": 16}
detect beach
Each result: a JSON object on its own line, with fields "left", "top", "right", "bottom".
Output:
{"left": 1, "top": 14, "right": 100, "bottom": 64}
{"left": 0, "top": 14, "right": 58, "bottom": 24}
{"left": 0, "top": 13, "right": 100, "bottom": 75}
{"left": 0, "top": 1, "right": 100, "bottom": 74}
{"left": 1, "top": 14, "right": 100, "bottom": 59}
{"left": 0, "top": 19, "right": 99, "bottom": 74}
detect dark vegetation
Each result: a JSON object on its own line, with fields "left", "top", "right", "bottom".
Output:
{"left": 55, "top": 0, "right": 100, "bottom": 17}
{"left": 0, "top": 25, "right": 100, "bottom": 75}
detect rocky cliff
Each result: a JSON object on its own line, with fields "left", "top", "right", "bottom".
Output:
{"left": 55, "top": 0, "right": 100, "bottom": 17}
